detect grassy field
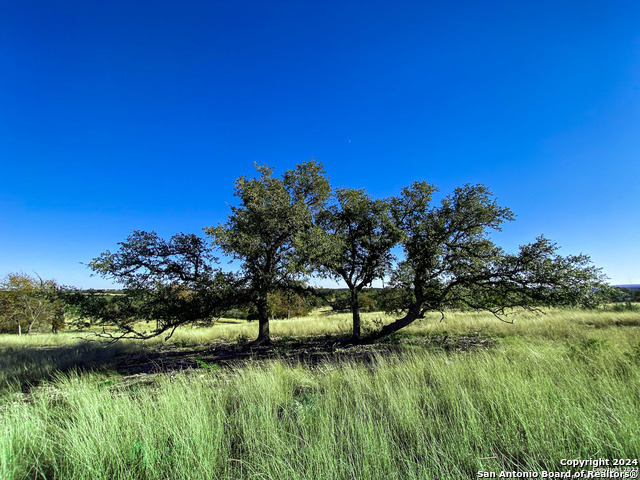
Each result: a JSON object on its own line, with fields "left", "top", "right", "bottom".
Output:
{"left": 1, "top": 308, "right": 639, "bottom": 479}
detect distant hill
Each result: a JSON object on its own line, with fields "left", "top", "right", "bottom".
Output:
{"left": 614, "top": 284, "right": 640, "bottom": 291}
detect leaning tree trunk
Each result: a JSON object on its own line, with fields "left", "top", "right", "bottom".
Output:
{"left": 255, "top": 296, "right": 271, "bottom": 345}
{"left": 368, "top": 302, "right": 424, "bottom": 341}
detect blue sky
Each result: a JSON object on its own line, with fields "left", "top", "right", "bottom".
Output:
{"left": 1, "top": 0, "right": 639, "bottom": 288}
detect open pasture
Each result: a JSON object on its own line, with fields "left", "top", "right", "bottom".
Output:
{"left": 1, "top": 308, "right": 639, "bottom": 480}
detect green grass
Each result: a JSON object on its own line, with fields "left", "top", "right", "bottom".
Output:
{"left": 1, "top": 308, "right": 639, "bottom": 479}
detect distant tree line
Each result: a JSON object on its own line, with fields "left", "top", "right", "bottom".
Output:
{"left": 1, "top": 161, "right": 613, "bottom": 342}
{"left": 608, "top": 287, "right": 640, "bottom": 311}
{"left": 0, "top": 273, "right": 66, "bottom": 335}
{"left": 0, "top": 277, "right": 386, "bottom": 335}
{"left": 613, "top": 287, "right": 640, "bottom": 301}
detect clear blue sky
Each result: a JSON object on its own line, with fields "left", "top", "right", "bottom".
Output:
{"left": 1, "top": 0, "right": 638, "bottom": 288}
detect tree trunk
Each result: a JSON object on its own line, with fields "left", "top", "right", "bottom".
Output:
{"left": 369, "top": 304, "right": 423, "bottom": 341}
{"left": 369, "top": 285, "right": 427, "bottom": 341}
{"left": 255, "top": 296, "right": 271, "bottom": 345}
{"left": 16, "top": 321, "right": 21, "bottom": 336}
{"left": 350, "top": 289, "right": 361, "bottom": 340}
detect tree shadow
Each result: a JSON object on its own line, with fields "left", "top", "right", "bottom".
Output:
{"left": 0, "top": 341, "right": 134, "bottom": 393}
{"left": 0, "top": 333, "right": 498, "bottom": 392}
{"left": 113, "top": 333, "right": 497, "bottom": 376}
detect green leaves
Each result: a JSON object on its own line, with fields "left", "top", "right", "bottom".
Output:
{"left": 87, "top": 231, "right": 238, "bottom": 340}
{"left": 207, "top": 161, "right": 330, "bottom": 282}
{"left": 205, "top": 160, "right": 331, "bottom": 343}
{"left": 378, "top": 184, "right": 607, "bottom": 337}
{"left": 311, "top": 187, "right": 403, "bottom": 338}
{"left": 83, "top": 161, "right": 607, "bottom": 342}
{"left": 89, "top": 231, "right": 218, "bottom": 290}
{"left": 0, "top": 273, "right": 63, "bottom": 334}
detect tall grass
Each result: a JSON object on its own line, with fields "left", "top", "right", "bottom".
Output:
{"left": 140, "top": 307, "right": 640, "bottom": 347}
{"left": 1, "top": 343, "right": 639, "bottom": 480}
{"left": 4, "top": 307, "right": 638, "bottom": 349}
{"left": 1, "top": 308, "right": 639, "bottom": 479}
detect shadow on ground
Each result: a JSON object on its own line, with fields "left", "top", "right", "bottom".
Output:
{"left": 0, "top": 342, "right": 133, "bottom": 393}
{"left": 114, "top": 334, "right": 497, "bottom": 376}
{"left": 1, "top": 334, "right": 497, "bottom": 393}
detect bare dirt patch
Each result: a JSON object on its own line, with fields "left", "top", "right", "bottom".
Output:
{"left": 113, "top": 333, "right": 497, "bottom": 376}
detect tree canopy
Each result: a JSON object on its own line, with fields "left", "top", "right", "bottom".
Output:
{"left": 0, "top": 273, "right": 65, "bottom": 335}
{"left": 62, "top": 161, "right": 608, "bottom": 344}
{"left": 205, "top": 161, "right": 330, "bottom": 344}
{"left": 376, "top": 182, "right": 606, "bottom": 338}
{"left": 312, "top": 187, "right": 401, "bottom": 339}
{"left": 88, "top": 231, "right": 238, "bottom": 340}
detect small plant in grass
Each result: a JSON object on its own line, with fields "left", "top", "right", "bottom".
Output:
{"left": 97, "top": 378, "right": 116, "bottom": 390}
{"left": 566, "top": 337, "right": 609, "bottom": 361}
{"left": 128, "top": 438, "right": 173, "bottom": 470}
{"left": 290, "top": 389, "right": 319, "bottom": 421}
{"left": 234, "top": 331, "right": 251, "bottom": 343}
{"left": 580, "top": 337, "right": 608, "bottom": 351}
{"left": 365, "top": 316, "right": 385, "bottom": 334}
{"left": 626, "top": 342, "right": 640, "bottom": 363}
{"left": 196, "top": 359, "right": 221, "bottom": 371}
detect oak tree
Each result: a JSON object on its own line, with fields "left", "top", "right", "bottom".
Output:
{"left": 206, "top": 161, "right": 330, "bottom": 344}
{"left": 0, "top": 273, "right": 64, "bottom": 335}
{"left": 89, "top": 231, "right": 237, "bottom": 340}
{"left": 376, "top": 182, "right": 606, "bottom": 338}
{"left": 313, "top": 188, "right": 401, "bottom": 339}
